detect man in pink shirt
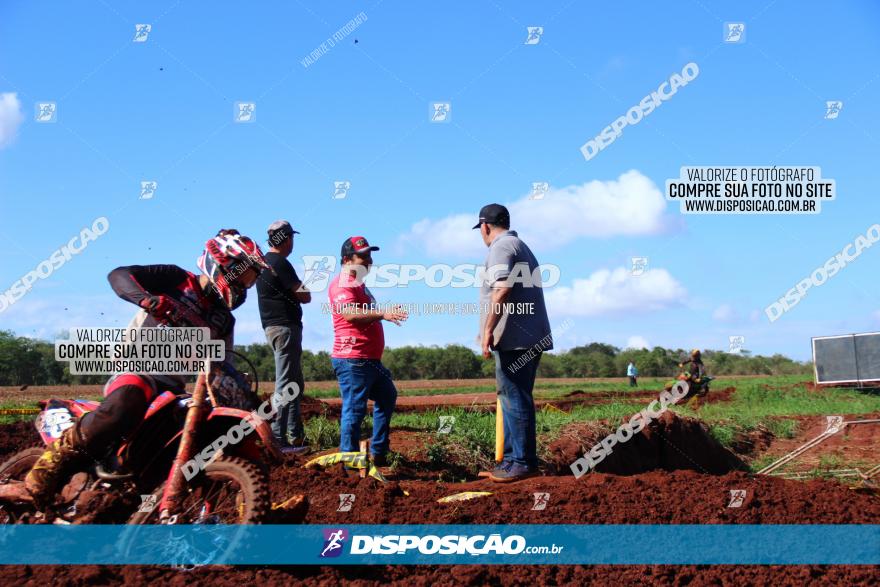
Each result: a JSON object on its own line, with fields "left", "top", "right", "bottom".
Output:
{"left": 329, "top": 236, "right": 408, "bottom": 466}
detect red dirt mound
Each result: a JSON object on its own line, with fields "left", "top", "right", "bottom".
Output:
{"left": 0, "top": 420, "right": 40, "bottom": 460}
{"left": 544, "top": 411, "right": 746, "bottom": 476}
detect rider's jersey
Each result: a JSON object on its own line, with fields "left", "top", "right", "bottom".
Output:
{"left": 108, "top": 265, "right": 237, "bottom": 390}
{"left": 108, "top": 264, "right": 236, "bottom": 341}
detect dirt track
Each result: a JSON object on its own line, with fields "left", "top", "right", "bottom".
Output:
{"left": 1, "top": 398, "right": 878, "bottom": 585}
{"left": 1, "top": 563, "right": 878, "bottom": 586}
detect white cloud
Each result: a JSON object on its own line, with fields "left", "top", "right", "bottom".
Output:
{"left": 545, "top": 266, "right": 686, "bottom": 317}
{"left": 0, "top": 93, "right": 24, "bottom": 149}
{"left": 397, "top": 170, "right": 673, "bottom": 259}
{"left": 625, "top": 335, "right": 650, "bottom": 349}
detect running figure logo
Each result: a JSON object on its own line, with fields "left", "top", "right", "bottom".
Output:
{"left": 430, "top": 102, "right": 451, "bottom": 123}
{"left": 825, "top": 101, "right": 843, "bottom": 119}
{"left": 437, "top": 416, "right": 455, "bottom": 434}
{"left": 727, "top": 489, "right": 747, "bottom": 508}
{"left": 529, "top": 182, "right": 549, "bottom": 200}
{"left": 524, "top": 27, "right": 544, "bottom": 45}
{"left": 728, "top": 335, "right": 745, "bottom": 354}
{"left": 532, "top": 492, "right": 550, "bottom": 510}
{"left": 724, "top": 23, "right": 745, "bottom": 43}
{"left": 35, "top": 102, "right": 57, "bottom": 123}
{"left": 300, "top": 255, "right": 336, "bottom": 292}
{"left": 235, "top": 102, "right": 256, "bottom": 123}
{"left": 630, "top": 257, "right": 648, "bottom": 276}
{"left": 337, "top": 494, "right": 356, "bottom": 512}
{"left": 133, "top": 24, "right": 152, "bottom": 43}
{"left": 320, "top": 528, "right": 349, "bottom": 558}
{"left": 333, "top": 181, "right": 351, "bottom": 199}
{"left": 140, "top": 181, "right": 158, "bottom": 200}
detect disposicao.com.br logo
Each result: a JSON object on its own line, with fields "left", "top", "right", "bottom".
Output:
{"left": 319, "top": 528, "right": 563, "bottom": 557}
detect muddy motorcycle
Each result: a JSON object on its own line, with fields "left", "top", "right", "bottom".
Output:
{"left": 666, "top": 372, "right": 715, "bottom": 403}
{"left": 0, "top": 368, "right": 280, "bottom": 525}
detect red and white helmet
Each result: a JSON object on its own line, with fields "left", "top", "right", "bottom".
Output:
{"left": 198, "top": 229, "right": 271, "bottom": 309}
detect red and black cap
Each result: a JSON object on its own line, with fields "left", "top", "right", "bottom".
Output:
{"left": 341, "top": 236, "right": 380, "bottom": 258}
{"left": 472, "top": 203, "right": 510, "bottom": 229}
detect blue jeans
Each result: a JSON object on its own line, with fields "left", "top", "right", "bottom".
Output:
{"left": 495, "top": 349, "right": 542, "bottom": 467}
{"left": 331, "top": 358, "right": 397, "bottom": 456}
{"left": 265, "top": 325, "right": 305, "bottom": 445}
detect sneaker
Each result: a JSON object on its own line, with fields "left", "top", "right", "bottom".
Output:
{"left": 371, "top": 453, "right": 389, "bottom": 467}
{"left": 488, "top": 461, "right": 537, "bottom": 483}
{"left": 280, "top": 445, "right": 311, "bottom": 456}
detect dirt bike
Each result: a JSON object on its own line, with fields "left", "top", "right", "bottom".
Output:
{"left": 666, "top": 370, "right": 714, "bottom": 403}
{"left": 0, "top": 363, "right": 280, "bottom": 526}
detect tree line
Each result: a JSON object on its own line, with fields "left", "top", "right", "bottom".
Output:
{"left": 0, "top": 329, "right": 811, "bottom": 386}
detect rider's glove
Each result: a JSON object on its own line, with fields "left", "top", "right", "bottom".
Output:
{"left": 141, "top": 295, "right": 176, "bottom": 320}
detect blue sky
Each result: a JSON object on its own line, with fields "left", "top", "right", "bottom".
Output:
{"left": 1, "top": 0, "right": 879, "bottom": 360}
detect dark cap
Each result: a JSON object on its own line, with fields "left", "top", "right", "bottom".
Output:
{"left": 341, "top": 235, "right": 380, "bottom": 258}
{"left": 267, "top": 220, "right": 299, "bottom": 246}
{"left": 472, "top": 203, "right": 510, "bottom": 229}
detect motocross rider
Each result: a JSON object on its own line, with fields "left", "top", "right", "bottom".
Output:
{"left": 24, "top": 229, "right": 270, "bottom": 506}
{"left": 679, "top": 348, "right": 706, "bottom": 393}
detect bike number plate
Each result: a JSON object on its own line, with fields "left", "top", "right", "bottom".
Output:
{"left": 37, "top": 407, "right": 75, "bottom": 440}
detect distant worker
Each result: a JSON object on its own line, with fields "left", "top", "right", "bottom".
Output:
{"left": 627, "top": 361, "right": 638, "bottom": 387}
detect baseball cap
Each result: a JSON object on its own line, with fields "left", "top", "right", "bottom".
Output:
{"left": 267, "top": 220, "right": 300, "bottom": 245}
{"left": 341, "top": 236, "right": 380, "bottom": 258}
{"left": 472, "top": 203, "right": 510, "bottom": 229}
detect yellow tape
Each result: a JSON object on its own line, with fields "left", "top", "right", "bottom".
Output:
{"left": 302, "top": 451, "right": 387, "bottom": 483}
{"left": 438, "top": 491, "right": 493, "bottom": 503}
{"left": 272, "top": 494, "right": 306, "bottom": 510}
{"left": 303, "top": 451, "right": 366, "bottom": 469}
{"left": 0, "top": 408, "right": 40, "bottom": 415}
